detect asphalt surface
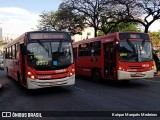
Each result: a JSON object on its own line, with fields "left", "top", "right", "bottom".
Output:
{"left": 0, "top": 70, "right": 160, "bottom": 120}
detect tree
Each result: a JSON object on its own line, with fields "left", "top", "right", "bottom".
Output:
{"left": 98, "top": 22, "right": 140, "bottom": 36}
{"left": 63, "top": 0, "right": 111, "bottom": 37}
{"left": 111, "top": 0, "right": 160, "bottom": 33}
{"left": 37, "top": 3, "right": 85, "bottom": 35}
{"left": 56, "top": 3, "right": 85, "bottom": 35}
{"left": 37, "top": 11, "right": 59, "bottom": 31}
{"left": 38, "top": 0, "right": 160, "bottom": 37}
{"left": 149, "top": 32, "right": 160, "bottom": 45}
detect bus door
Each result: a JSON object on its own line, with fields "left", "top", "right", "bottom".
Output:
{"left": 73, "top": 48, "right": 78, "bottom": 69}
{"left": 19, "top": 44, "right": 26, "bottom": 85}
{"left": 104, "top": 42, "right": 114, "bottom": 78}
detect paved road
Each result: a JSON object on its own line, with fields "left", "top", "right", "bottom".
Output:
{"left": 0, "top": 70, "right": 160, "bottom": 120}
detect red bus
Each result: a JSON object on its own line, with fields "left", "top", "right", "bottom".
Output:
{"left": 73, "top": 32, "right": 154, "bottom": 81}
{"left": 3, "top": 31, "right": 75, "bottom": 89}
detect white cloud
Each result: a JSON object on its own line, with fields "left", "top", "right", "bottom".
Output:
{"left": 0, "top": 7, "right": 39, "bottom": 39}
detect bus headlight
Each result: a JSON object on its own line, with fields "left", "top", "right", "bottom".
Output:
{"left": 31, "top": 75, "right": 35, "bottom": 79}
{"left": 28, "top": 72, "right": 31, "bottom": 75}
{"left": 27, "top": 71, "right": 36, "bottom": 80}
{"left": 118, "top": 66, "right": 125, "bottom": 71}
{"left": 69, "top": 68, "right": 75, "bottom": 77}
{"left": 70, "top": 73, "right": 73, "bottom": 76}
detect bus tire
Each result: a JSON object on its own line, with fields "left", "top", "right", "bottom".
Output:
{"left": 92, "top": 69, "right": 101, "bottom": 82}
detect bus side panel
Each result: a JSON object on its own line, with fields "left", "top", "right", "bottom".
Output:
{"left": 76, "top": 56, "right": 103, "bottom": 77}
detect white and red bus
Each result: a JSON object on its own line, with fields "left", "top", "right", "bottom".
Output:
{"left": 3, "top": 31, "right": 75, "bottom": 89}
{"left": 73, "top": 32, "right": 154, "bottom": 81}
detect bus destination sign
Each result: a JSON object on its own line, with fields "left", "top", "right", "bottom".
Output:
{"left": 29, "top": 33, "right": 66, "bottom": 40}
{"left": 119, "top": 33, "right": 149, "bottom": 40}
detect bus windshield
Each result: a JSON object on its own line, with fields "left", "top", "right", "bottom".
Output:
{"left": 118, "top": 41, "right": 152, "bottom": 62}
{"left": 27, "top": 41, "right": 73, "bottom": 70}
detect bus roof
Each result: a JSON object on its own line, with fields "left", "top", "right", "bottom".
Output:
{"left": 72, "top": 32, "right": 149, "bottom": 46}
{"left": 4, "top": 31, "right": 71, "bottom": 48}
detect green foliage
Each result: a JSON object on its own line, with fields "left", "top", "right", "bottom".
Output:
{"left": 98, "top": 22, "right": 141, "bottom": 36}
{"left": 37, "top": 0, "right": 160, "bottom": 36}
{"left": 149, "top": 32, "right": 160, "bottom": 45}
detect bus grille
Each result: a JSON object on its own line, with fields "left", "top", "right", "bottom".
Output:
{"left": 128, "top": 65, "right": 144, "bottom": 72}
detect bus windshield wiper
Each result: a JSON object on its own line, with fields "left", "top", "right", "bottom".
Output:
{"left": 37, "top": 41, "right": 49, "bottom": 56}
{"left": 126, "top": 38, "right": 136, "bottom": 54}
{"left": 141, "top": 39, "right": 145, "bottom": 46}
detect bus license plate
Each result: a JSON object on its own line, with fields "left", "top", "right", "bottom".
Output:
{"left": 135, "top": 73, "right": 141, "bottom": 76}
{"left": 49, "top": 82, "right": 57, "bottom": 85}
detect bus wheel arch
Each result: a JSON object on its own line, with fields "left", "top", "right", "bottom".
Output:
{"left": 92, "top": 68, "right": 101, "bottom": 82}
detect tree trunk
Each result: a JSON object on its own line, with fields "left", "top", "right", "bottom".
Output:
{"left": 144, "top": 25, "right": 149, "bottom": 33}
{"left": 94, "top": 28, "right": 98, "bottom": 37}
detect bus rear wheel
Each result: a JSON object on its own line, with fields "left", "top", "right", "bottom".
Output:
{"left": 92, "top": 69, "right": 101, "bottom": 82}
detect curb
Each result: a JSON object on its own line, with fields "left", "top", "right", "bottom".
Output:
{"left": 0, "top": 82, "right": 2, "bottom": 89}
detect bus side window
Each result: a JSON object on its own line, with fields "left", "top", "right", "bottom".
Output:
{"left": 79, "top": 43, "right": 90, "bottom": 57}
{"left": 90, "top": 41, "right": 101, "bottom": 56}
{"left": 9, "top": 47, "right": 12, "bottom": 59}
{"left": 15, "top": 43, "right": 20, "bottom": 59}
{"left": 12, "top": 45, "right": 16, "bottom": 59}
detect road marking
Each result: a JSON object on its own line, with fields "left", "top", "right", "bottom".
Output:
{"left": 141, "top": 79, "right": 160, "bottom": 83}
{"left": 73, "top": 86, "right": 85, "bottom": 92}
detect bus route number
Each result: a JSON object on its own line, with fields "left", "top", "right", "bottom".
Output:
{"left": 36, "top": 61, "right": 48, "bottom": 66}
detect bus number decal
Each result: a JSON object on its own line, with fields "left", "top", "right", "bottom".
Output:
{"left": 34, "top": 55, "right": 43, "bottom": 59}
{"left": 36, "top": 61, "right": 48, "bottom": 66}
{"left": 55, "top": 69, "right": 66, "bottom": 73}
{"left": 119, "top": 53, "right": 127, "bottom": 57}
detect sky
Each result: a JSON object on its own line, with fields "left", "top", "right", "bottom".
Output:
{"left": 0, "top": 0, "right": 63, "bottom": 39}
{"left": 0, "top": 0, "right": 160, "bottom": 40}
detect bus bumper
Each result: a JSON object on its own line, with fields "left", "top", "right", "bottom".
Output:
{"left": 117, "top": 70, "right": 154, "bottom": 80}
{"left": 26, "top": 75, "right": 75, "bottom": 89}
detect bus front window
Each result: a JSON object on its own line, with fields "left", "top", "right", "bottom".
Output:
{"left": 27, "top": 41, "right": 73, "bottom": 70}
{"left": 118, "top": 41, "right": 152, "bottom": 62}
